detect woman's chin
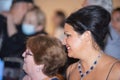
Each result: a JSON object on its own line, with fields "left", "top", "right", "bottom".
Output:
{"left": 68, "top": 52, "right": 73, "bottom": 58}
{"left": 23, "top": 64, "right": 27, "bottom": 73}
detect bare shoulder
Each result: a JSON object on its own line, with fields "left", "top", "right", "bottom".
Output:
{"left": 66, "top": 62, "right": 78, "bottom": 78}
{"left": 109, "top": 60, "right": 120, "bottom": 79}
{"left": 67, "top": 62, "right": 78, "bottom": 72}
{"left": 113, "top": 60, "right": 120, "bottom": 72}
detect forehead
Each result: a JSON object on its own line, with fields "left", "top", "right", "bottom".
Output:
{"left": 13, "top": 2, "right": 28, "bottom": 7}
{"left": 112, "top": 12, "right": 120, "bottom": 17}
{"left": 64, "top": 23, "right": 74, "bottom": 32}
{"left": 26, "top": 11, "right": 36, "bottom": 17}
{"left": 25, "top": 11, "right": 37, "bottom": 20}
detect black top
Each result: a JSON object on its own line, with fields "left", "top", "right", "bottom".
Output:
{"left": 0, "top": 14, "right": 25, "bottom": 58}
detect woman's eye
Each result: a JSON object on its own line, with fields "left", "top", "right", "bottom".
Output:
{"left": 66, "top": 34, "right": 71, "bottom": 37}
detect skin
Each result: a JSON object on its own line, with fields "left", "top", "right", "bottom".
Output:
{"left": 23, "top": 11, "right": 44, "bottom": 32}
{"left": 10, "top": 2, "right": 30, "bottom": 25}
{"left": 0, "top": 2, "right": 32, "bottom": 37}
{"left": 63, "top": 23, "right": 120, "bottom": 80}
{"left": 22, "top": 48, "right": 36, "bottom": 75}
{"left": 63, "top": 23, "right": 85, "bottom": 58}
{"left": 22, "top": 48, "right": 49, "bottom": 80}
{"left": 52, "top": 14, "right": 63, "bottom": 27}
{"left": 111, "top": 11, "right": 120, "bottom": 34}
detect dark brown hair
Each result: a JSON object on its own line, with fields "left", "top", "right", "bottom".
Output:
{"left": 66, "top": 5, "right": 111, "bottom": 50}
{"left": 26, "top": 35, "right": 67, "bottom": 76}
{"left": 112, "top": 7, "right": 120, "bottom": 14}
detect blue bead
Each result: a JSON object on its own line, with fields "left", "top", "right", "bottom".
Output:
{"left": 86, "top": 71, "right": 89, "bottom": 74}
{"left": 79, "top": 71, "right": 82, "bottom": 73}
{"left": 94, "top": 61, "right": 97, "bottom": 64}
{"left": 78, "top": 66, "right": 81, "bottom": 68}
{"left": 90, "top": 66, "right": 94, "bottom": 70}
{"left": 81, "top": 74, "right": 84, "bottom": 77}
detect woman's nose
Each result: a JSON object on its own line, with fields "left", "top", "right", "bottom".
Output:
{"left": 62, "top": 37, "right": 66, "bottom": 45}
{"left": 22, "top": 51, "right": 26, "bottom": 58}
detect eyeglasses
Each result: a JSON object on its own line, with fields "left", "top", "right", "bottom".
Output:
{"left": 24, "top": 51, "right": 33, "bottom": 58}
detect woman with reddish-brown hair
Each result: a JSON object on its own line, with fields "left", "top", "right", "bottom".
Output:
{"left": 22, "top": 35, "right": 67, "bottom": 80}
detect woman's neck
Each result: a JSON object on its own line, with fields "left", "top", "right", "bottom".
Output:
{"left": 79, "top": 48, "right": 102, "bottom": 72}
{"left": 30, "top": 72, "right": 49, "bottom": 80}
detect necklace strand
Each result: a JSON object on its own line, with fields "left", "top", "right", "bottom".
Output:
{"left": 78, "top": 53, "right": 101, "bottom": 80}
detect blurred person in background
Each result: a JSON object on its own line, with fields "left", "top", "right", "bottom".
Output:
{"left": 0, "top": 15, "right": 5, "bottom": 51}
{"left": 104, "top": 8, "right": 120, "bottom": 60}
{"left": 2, "top": 5, "right": 47, "bottom": 79}
{"left": 1, "top": 5, "right": 48, "bottom": 79}
{"left": 0, "top": 0, "right": 34, "bottom": 80}
{"left": 22, "top": 5, "right": 47, "bottom": 36}
{"left": 0, "top": 0, "right": 34, "bottom": 37}
{"left": 53, "top": 10, "right": 66, "bottom": 42}
{"left": 0, "top": 0, "right": 13, "bottom": 12}
{"left": 0, "top": 29, "right": 3, "bottom": 51}
{"left": 82, "top": 0, "right": 113, "bottom": 13}
{"left": 0, "top": 0, "right": 34, "bottom": 59}
{"left": 22, "top": 35, "right": 66, "bottom": 80}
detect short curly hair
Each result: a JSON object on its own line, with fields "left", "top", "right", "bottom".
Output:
{"left": 26, "top": 35, "right": 67, "bottom": 76}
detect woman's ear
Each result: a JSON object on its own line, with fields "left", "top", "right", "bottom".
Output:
{"left": 82, "top": 31, "right": 92, "bottom": 42}
{"left": 36, "top": 64, "right": 44, "bottom": 72}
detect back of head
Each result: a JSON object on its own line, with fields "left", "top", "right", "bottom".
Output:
{"left": 56, "top": 11, "right": 65, "bottom": 17}
{"left": 26, "top": 35, "right": 67, "bottom": 77}
{"left": 66, "top": 5, "right": 111, "bottom": 49}
{"left": 54, "top": 10, "right": 66, "bottom": 27}
{"left": 82, "top": 0, "right": 113, "bottom": 13}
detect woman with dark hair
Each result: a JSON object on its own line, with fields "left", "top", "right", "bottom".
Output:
{"left": 63, "top": 5, "right": 120, "bottom": 80}
{"left": 22, "top": 35, "right": 66, "bottom": 80}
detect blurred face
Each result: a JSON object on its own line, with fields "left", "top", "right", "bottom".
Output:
{"left": 63, "top": 23, "right": 85, "bottom": 58}
{"left": 82, "top": 0, "right": 88, "bottom": 7}
{"left": 53, "top": 15, "right": 62, "bottom": 27}
{"left": 11, "top": 2, "right": 29, "bottom": 24}
{"left": 111, "top": 11, "right": 120, "bottom": 33}
{"left": 23, "top": 11, "right": 42, "bottom": 32}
